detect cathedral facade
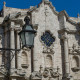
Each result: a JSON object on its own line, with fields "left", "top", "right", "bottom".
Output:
{"left": 0, "top": 0, "right": 80, "bottom": 80}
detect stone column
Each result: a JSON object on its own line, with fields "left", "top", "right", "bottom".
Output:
{"left": 10, "top": 22, "right": 15, "bottom": 69}
{"left": 63, "top": 32, "right": 70, "bottom": 79}
{"left": 33, "top": 38, "right": 38, "bottom": 72}
{"left": 0, "top": 38, "right": 2, "bottom": 66}
{"left": 16, "top": 30, "right": 22, "bottom": 69}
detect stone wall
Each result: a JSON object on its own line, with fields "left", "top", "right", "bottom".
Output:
{"left": 0, "top": 0, "right": 80, "bottom": 80}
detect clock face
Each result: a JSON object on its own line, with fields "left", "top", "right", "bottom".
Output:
{"left": 41, "top": 32, "right": 55, "bottom": 47}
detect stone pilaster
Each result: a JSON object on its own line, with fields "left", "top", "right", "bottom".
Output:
{"left": 33, "top": 38, "right": 38, "bottom": 72}
{"left": 0, "top": 52, "right": 2, "bottom": 66}
{"left": 59, "top": 29, "right": 73, "bottom": 80}
{"left": 16, "top": 30, "right": 22, "bottom": 69}
{"left": 16, "top": 30, "right": 20, "bottom": 49}
{"left": 61, "top": 32, "right": 70, "bottom": 80}
{"left": 63, "top": 32, "right": 69, "bottom": 76}
{"left": 10, "top": 22, "right": 15, "bottom": 69}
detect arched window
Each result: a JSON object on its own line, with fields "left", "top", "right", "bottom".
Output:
{"left": 72, "top": 56, "right": 79, "bottom": 68}
{"left": 45, "top": 55, "right": 53, "bottom": 68}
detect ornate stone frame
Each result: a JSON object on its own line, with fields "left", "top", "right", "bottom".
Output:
{"left": 40, "top": 30, "right": 56, "bottom": 49}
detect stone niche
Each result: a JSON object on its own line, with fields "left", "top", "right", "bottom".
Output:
{"left": 69, "top": 44, "right": 80, "bottom": 72}
{"left": 21, "top": 51, "right": 29, "bottom": 68}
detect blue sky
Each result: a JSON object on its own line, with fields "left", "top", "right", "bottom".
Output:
{"left": 0, "top": 0, "right": 80, "bottom": 17}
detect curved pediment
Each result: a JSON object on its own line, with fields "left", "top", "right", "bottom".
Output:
{"left": 28, "top": 1, "right": 58, "bottom": 16}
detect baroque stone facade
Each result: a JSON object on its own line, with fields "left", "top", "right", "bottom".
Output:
{"left": 0, "top": 0, "right": 80, "bottom": 80}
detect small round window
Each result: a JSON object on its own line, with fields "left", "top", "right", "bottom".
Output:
{"left": 41, "top": 31, "right": 55, "bottom": 47}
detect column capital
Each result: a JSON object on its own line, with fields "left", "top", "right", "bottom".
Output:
{"left": 10, "top": 22, "right": 15, "bottom": 31}
{"left": 9, "top": 28, "right": 15, "bottom": 31}
{"left": 60, "top": 34, "right": 68, "bottom": 40}
{"left": 15, "top": 27, "right": 22, "bottom": 32}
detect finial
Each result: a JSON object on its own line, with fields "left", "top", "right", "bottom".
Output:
{"left": 77, "top": 13, "right": 79, "bottom": 18}
{"left": 3, "top": 1, "right": 6, "bottom": 6}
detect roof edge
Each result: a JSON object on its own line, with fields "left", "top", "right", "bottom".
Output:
{"left": 59, "top": 10, "right": 77, "bottom": 25}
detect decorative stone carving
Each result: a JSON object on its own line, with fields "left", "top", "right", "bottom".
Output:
{"left": 69, "top": 44, "right": 80, "bottom": 55}
{"left": 31, "top": 71, "right": 42, "bottom": 79}
{"left": 43, "top": 47, "right": 54, "bottom": 53}
{"left": 50, "top": 71, "right": 59, "bottom": 78}
{"left": 43, "top": 68, "right": 49, "bottom": 78}
{"left": 39, "top": 65, "right": 43, "bottom": 73}
{"left": 43, "top": 67, "right": 60, "bottom": 78}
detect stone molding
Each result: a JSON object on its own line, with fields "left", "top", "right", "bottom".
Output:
{"left": 58, "top": 32, "right": 68, "bottom": 40}
{"left": 14, "top": 27, "right": 22, "bottom": 31}
{"left": 59, "top": 10, "right": 77, "bottom": 26}
{"left": 59, "top": 33, "right": 68, "bottom": 40}
{"left": 58, "top": 28, "right": 79, "bottom": 34}
{"left": 42, "top": 47, "right": 54, "bottom": 54}
{"left": 10, "top": 69, "right": 27, "bottom": 78}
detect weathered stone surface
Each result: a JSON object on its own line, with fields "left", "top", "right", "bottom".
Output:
{"left": 0, "top": 0, "right": 80, "bottom": 80}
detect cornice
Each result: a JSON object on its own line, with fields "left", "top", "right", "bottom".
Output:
{"left": 27, "top": 6, "right": 37, "bottom": 13}
{"left": 58, "top": 28, "right": 80, "bottom": 34}
{"left": 59, "top": 10, "right": 77, "bottom": 26}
